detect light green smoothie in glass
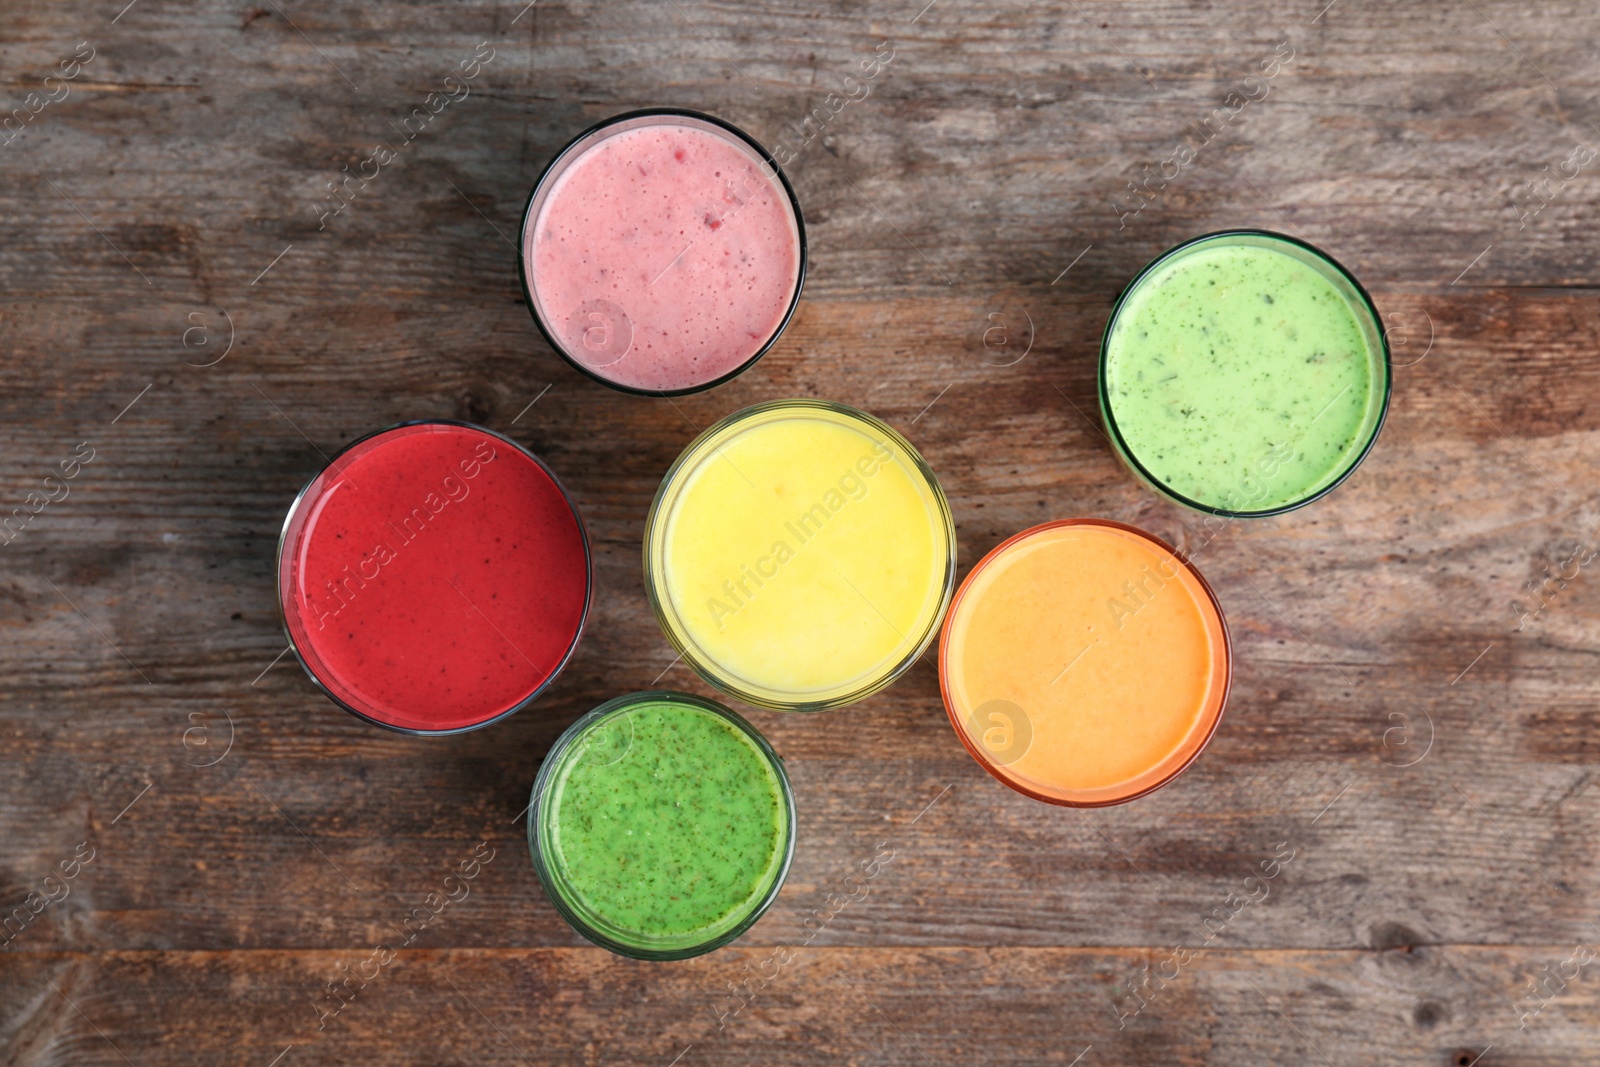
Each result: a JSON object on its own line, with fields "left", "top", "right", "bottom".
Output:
{"left": 1102, "top": 233, "right": 1387, "bottom": 513}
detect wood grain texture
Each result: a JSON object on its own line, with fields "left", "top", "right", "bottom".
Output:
{"left": 3, "top": 0, "right": 1600, "bottom": 1063}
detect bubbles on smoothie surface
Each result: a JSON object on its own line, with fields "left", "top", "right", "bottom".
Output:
{"left": 529, "top": 122, "right": 800, "bottom": 390}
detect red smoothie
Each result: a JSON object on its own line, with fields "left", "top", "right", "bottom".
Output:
{"left": 523, "top": 112, "right": 803, "bottom": 394}
{"left": 277, "top": 423, "right": 590, "bottom": 733}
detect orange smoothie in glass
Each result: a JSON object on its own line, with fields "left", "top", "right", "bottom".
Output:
{"left": 939, "top": 520, "right": 1230, "bottom": 806}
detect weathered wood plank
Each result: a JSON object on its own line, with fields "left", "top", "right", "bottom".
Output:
{"left": 4, "top": 946, "right": 1598, "bottom": 1065}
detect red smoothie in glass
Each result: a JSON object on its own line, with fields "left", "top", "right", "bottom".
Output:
{"left": 524, "top": 114, "right": 803, "bottom": 394}
{"left": 277, "top": 423, "right": 590, "bottom": 733}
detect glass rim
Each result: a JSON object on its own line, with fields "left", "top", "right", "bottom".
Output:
{"left": 516, "top": 107, "right": 809, "bottom": 398}
{"left": 643, "top": 398, "right": 958, "bottom": 712}
{"left": 1097, "top": 228, "right": 1394, "bottom": 518}
{"left": 274, "top": 419, "right": 594, "bottom": 737}
{"left": 527, "top": 689, "right": 797, "bottom": 960}
{"left": 938, "top": 518, "right": 1233, "bottom": 807}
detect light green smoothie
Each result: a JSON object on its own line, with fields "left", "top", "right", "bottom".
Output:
{"left": 1102, "top": 236, "right": 1385, "bottom": 512}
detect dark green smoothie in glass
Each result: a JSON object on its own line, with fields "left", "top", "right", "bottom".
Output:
{"left": 529, "top": 691, "right": 794, "bottom": 959}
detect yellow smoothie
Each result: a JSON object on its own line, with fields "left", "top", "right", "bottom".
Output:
{"left": 646, "top": 400, "right": 955, "bottom": 710}
{"left": 940, "top": 520, "right": 1230, "bottom": 805}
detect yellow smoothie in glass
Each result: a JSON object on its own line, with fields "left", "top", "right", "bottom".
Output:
{"left": 645, "top": 400, "right": 955, "bottom": 710}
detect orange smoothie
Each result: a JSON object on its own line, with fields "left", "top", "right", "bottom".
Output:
{"left": 940, "top": 520, "right": 1230, "bottom": 805}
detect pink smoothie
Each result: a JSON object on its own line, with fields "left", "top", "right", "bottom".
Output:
{"left": 525, "top": 117, "right": 802, "bottom": 393}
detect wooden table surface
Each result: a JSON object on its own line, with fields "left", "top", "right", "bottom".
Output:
{"left": 4, "top": 1, "right": 1600, "bottom": 1063}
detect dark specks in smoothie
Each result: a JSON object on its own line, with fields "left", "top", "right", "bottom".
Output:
{"left": 1104, "top": 240, "right": 1377, "bottom": 511}
{"left": 548, "top": 700, "right": 786, "bottom": 942}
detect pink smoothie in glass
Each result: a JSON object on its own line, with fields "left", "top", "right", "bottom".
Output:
{"left": 526, "top": 117, "right": 802, "bottom": 393}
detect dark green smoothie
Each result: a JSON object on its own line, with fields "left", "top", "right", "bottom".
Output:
{"left": 1102, "top": 233, "right": 1387, "bottom": 513}
{"left": 531, "top": 692, "right": 792, "bottom": 958}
